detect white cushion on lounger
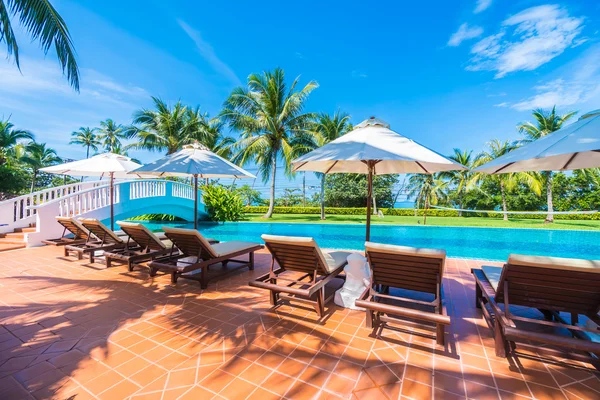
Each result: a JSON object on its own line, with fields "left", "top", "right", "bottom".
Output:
{"left": 365, "top": 241, "right": 446, "bottom": 260}
{"left": 324, "top": 251, "right": 353, "bottom": 273}
{"left": 508, "top": 254, "right": 600, "bottom": 273}
{"left": 211, "top": 241, "right": 260, "bottom": 257}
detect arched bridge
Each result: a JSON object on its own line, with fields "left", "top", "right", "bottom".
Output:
{"left": 0, "top": 180, "right": 206, "bottom": 247}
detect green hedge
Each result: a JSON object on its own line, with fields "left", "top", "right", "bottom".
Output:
{"left": 243, "top": 206, "right": 600, "bottom": 220}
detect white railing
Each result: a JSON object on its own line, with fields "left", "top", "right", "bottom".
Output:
{"left": 0, "top": 181, "right": 106, "bottom": 226}
{"left": 56, "top": 184, "right": 117, "bottom": 217}
{"left": 130, "top": 180, "right": 166, "bottom": 200}
{"left": 172, "top": 182, "right": 196, "bottom": 200}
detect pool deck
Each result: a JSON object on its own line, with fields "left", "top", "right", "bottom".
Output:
{"left": 0, "top": 246, "right": 599, "bottom": 399}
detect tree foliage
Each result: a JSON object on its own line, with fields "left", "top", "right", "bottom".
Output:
{"left": 324, "top": 174, "right": 397, "bottom": 208}
{"left": 202, "top": 184, "right": 244, "bottom": 222}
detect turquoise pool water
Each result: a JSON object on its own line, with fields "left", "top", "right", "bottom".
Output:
{"left": 136, "top": 221, "right": 600, "bottom": 261}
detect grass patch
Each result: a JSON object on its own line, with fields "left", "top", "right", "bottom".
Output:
{"left": 243, "top": 213, "right": 600, "bottom": 230}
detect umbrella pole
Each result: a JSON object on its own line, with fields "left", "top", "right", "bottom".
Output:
{"left": 194, "top": 174, "right": 198, "bottom": 230}
{"left": 366, "top": 162, "right": 373, "bottom": 242}
{"left": 110, "top": 172, "right": 114, "bottom": 231}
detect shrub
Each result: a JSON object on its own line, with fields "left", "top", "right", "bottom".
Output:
{"left": 242, "top": 206, "right": 600, "bottom": 220}
{"left": 202, "top": 184, "right": 245, "bottom": 222}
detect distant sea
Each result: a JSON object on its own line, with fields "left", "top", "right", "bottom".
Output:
{"left": 394, "top": 201, "right": 414, "bottom": 209}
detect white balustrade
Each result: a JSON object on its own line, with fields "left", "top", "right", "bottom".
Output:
{"left": 130, "top": 180, "right": 166, "bottom": 200}
{"left": 171, "top": 182, "right": 196, "bottom": 200}
{"left": 0, "top": 181, "right": 106, "bottom": 231}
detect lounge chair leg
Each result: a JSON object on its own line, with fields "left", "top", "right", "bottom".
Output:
{"left": 494, "top": 320, "right": 507, "bottom": 358}
{"left": 201, "top": 267, "right": 207, "bottom": 289}
{"left": 89, "top": 252, "right": 94, "bottom": 263}
{"left": 269, "top": 289, "right": 278, "bottom": 306}
{"left": 128, "top": 261, "right": 134, "bottom": 272}
{"left": 365, "top": 309, "right": 373, "bottom": 329}
{"left": 77, "top": 251, "right": 82, "bottom": 260}
{"left": 64, "top": 247, "right": 68, "bottom": 257}
{"left": 149, "top": 267, "right": 157, "bottom": 277}
{"left": 171, "top": 272, "right": 178, "bottom": 284}
{"left": 106, "top": 257, "right": 111, "bottom": 268}
{"left": 249, "top": 252, "right": 255, "bottom": 271}
{"left": 436, "top": 324, "right": 445, "bottom": 346}
{"left": 315, "top": 288, "right": 325, "bottom": 317}
{"left": 475, "top": 283, "right": 482, "bottom": 309}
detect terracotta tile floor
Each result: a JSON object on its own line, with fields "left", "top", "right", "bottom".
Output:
{"left": 0, "top": 246, "right": 599, "bottom": 399}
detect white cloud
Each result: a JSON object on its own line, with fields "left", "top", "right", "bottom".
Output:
{"left": 351, "top": 70, "right": 367, "bottom": 78}
{"left": 177, "top": 19, "right": 241, "bottom": 86}
{"left": 448, "top": 23, "right": 484, "bottom": 47}
{"left": 507, "top": 46, "right": 600, "bottom": 111}
{"left": 494, "top": 102, "right": 509, "bottom": 107}
{"left": 467, "top": 5, "right": 585, "bottom": 78}
{"left": 474, "top": 0, "right": 492, "bottom": 14}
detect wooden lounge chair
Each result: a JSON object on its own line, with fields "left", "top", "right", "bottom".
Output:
{"left": 103, "top": 221, "right": 175, "bottom": 271}
{"left": 148, "top": 227, "right": 262, "bottom": 289}
{"left": 41, "top": 217, "right": 93, "bottom": 246}
{"left": 472, "top": 254, "right": 600, "bottom": 365}
{"left": 64, "top": 218, "right": 127, "bottom": 263}
{"left": 249, "top": 235, "right": 351, "bottom": 317}
{"left": 355, "top": 242, "right": 451, "bottom": 346}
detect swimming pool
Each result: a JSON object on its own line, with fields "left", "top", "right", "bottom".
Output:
{"left": 136, "top": 221, "right": 600, "bottom": 261}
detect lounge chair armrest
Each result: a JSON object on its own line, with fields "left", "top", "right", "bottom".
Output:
{"left": 249, "top": 279, "right": 311, "bottom": 298}
{"left": 354, "top": 299, "right": 451, "bottom": 326}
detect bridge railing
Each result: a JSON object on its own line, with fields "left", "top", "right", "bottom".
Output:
{"left": 171, "top": 182, "right": 195, "bottom": 200}
{"left": 0, "top": 181, "right": 107, "bottom": 232}
{"left": 130, "top": 180, "right": 166, "bottom": 200}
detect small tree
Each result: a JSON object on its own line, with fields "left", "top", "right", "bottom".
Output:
{"left": 235, "top": 184, "right": 262, "bottom": 206}
{"left": 20, "top": 142, "right": 61, "bottom": 193}
{"left": 202, "top": 184, "right": 244, "bottom": 222}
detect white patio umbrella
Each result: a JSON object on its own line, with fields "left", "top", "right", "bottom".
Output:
{"left": 476, "top": 110, "right": 600, "bottom": 174}
{"left": 292, "top": 117, "right": 466, "bottom": 240}
{"left": 40, "top": 152, "right": 149, "bottom": 230}
{"left": 129, "top": 142, "right": 256, "bottom": 229}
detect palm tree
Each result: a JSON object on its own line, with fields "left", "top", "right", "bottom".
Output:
{"left": 0, "top": 118, "right": 34, "bottom": 164}
{"left": 20, "top": 142, "right": 61, "bottom": 192}
{"left": 517, "top": 106, "right": 577, "bottom": 222}
{"left": 222, "top": 68, "right": 318, "bottom": 218}
{"left": 1, "top": 0, "right": 79, "bottom": 90}
{"left": 186, "top": 109, "right": 235, "bottom": 158}
{"left": 129, "top": 97, "right": 193, "bottom": 155}
{"left": 305, "top": 110, "right": 351, "bottom": 220}
{"left": 438, "top": 148, "right": 479, "bottom": 216}
{"left": 97, "top": 119, "right": 128, "bottom": 153}
{"left": 69, "top": 127, "right": 100, "bottom": 158}
{"left": 474, "top": 139, "right": 542, "bottom": 221}
{"left": 406, "top": 173, "right": 447, "bottom": 225}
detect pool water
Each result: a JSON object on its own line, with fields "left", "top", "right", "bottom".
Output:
{"left": 136, "top": 221, "right": 600, "bottom": 261}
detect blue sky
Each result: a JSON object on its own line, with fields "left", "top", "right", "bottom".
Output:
{"left": 1, "top": 0, "right": 600, "bottom": 199}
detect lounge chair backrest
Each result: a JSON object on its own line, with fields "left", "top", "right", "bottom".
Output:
{"left": 162, "top": 227, "right": 216, "bottom": 259}
{"left": 261, "top": 234, "right": 334, "bottom": 275}
{"left": 365, "top": 242, "right": 446, "bottom": 295}
{"left": 117, "top": 221, "right": 166, "bottom": 251}
{"left": 497, "top": 254, "right": 600, "bottom": 315}
{"left": 56, "top": 217, "right": 90, "bottom": 240}
{"left": 79, "top": 218, "right": 123, "bottom": 244}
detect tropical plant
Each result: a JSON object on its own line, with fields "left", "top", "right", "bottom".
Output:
{"left": 1, "top": 0, "right": 79, "bottom": 90}
{"left": 20, "top": 142, "right": 61, "bottom": 192}
{"left": 235, "top": 184, "right": 262, "bottom": 206}
{"left": 0, "top": 118, "right": 34, "bottom": 164}
{"left": 97, "top": 119, "right": 128, "bottom": 152}
{"left": 202, "top": 184, "right": 244, "bottom": 222}
{"left": 186, "top": 109, "right": 235, "bottom": 158}
{"left": 69, "top": 127, "right": 99, "bottom": 158}
{"left": 517, "top": 106, "right": 577, "bottom": 222}
{"left": 306, "top": 110, "right": 352, "bottom": 219}
{"left": 129, "top": 97, "right": 193, "bottom": 155}
{"left": 325, "top": 174, "right": 397, "bottom": 208}
{"left": 221, "top": 68, "right": 318, "bottom": 218}
{"left": 438, "top": 148, "right": 479, "bottom": 216}
{"left": 406, "top": 174, "right": 448, "bottom": 225}
{"left": 276, "top": 188, "right": 303, "bottom": 207}
{"left": 474, "top": 139, "right": 542, "bottom": 221}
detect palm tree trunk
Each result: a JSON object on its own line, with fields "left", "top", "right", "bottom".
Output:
{"left": 320, "top": 174, "right": 326, "bottom": 220}
{"left": 500, "top": 181, "right": 508, "bottom": 221}
{"left": 423, "top": 193, "right": 429, "bottom": 225}
{"left": 372, "top": 195, "right": 377, "bottom": 215}
{"left": 546, "top": 172, "right": 554, "bottom": 223}
{"left": 30, "top": 171, "right": 37, "bottom": 193}
{"left": 264, "top": 155, "right": 277, "bottom": 218}
{"left": 458, "top": 191, "right": 463, "bottom": 217}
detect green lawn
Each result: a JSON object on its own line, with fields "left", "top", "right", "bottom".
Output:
{"left": 243, "top": 213, "right": 600, "bottom": 230}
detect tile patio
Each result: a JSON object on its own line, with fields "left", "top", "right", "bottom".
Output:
{"left": 0, "top": 246, "right": 598, "bottom": 399}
